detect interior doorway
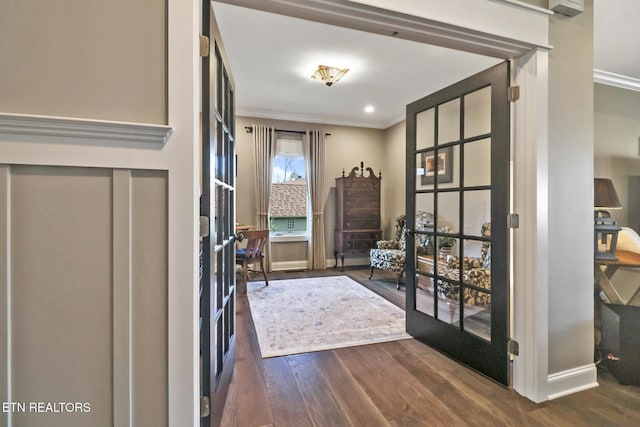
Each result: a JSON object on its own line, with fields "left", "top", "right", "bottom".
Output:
{"left": 211, "top": 0, "right": 551, "bottom": 404}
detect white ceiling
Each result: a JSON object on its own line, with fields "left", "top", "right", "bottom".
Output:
{"left": 594, "top": 0, "right": 640, "bottom": 80}
{"left": 213, "top": 2, "right": 637, "bottom": 130}
{"left": 213, "top": 2, "right": 501, "bottom": 129}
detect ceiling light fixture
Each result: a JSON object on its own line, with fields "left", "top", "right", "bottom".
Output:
{"left": 311, "top": 65, "right": 349, "bottom": 87}
{"left": 364, "top": 105, "right": 375, "bottom": 113}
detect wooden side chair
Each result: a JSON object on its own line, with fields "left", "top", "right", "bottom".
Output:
{"left": 235, "top": 229, "right": 269, "bottom": 291}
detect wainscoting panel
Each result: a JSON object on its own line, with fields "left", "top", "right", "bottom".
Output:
{"left": 130, "top": 170, "right": 168, "bottom": 426}
{"left": 0, "top": 164, "right": 168, "bottom": 427}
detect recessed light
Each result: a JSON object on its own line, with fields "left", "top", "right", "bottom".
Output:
{"left": 364, "top": 105, "right": 375, "bottom": 113}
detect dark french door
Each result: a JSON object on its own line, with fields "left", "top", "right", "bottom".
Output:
{"left": 405, "top": 62, "right": 511, "bottom": 385}
{"left": 200, "top": 2, "right": 236, "bottom": 426}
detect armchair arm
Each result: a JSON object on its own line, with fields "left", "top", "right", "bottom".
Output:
{"left": 376, "top": 239, "right": 399, "bottom": 249}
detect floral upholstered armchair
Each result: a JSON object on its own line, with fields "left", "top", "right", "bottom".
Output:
{"left": 435, "top": 222, "right": 491, "bottom": 306}
{"left": 369, "top": 211, "right": 434, "bottom": 289}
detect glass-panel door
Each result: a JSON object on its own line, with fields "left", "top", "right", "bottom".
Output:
{"left": 407, "top": 62, "right": 510, "bottom": 385}
{"left": 200, "top": 2, "right": 236, "bottom": 426}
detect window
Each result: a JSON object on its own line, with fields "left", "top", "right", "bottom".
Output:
{"left": 269, "top": 135, "right": 308, "bottom": 235}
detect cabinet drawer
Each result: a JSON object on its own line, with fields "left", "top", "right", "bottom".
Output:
{"left": 344, "top": 189, "right": 379, "bottom": 198}
{"left": 345, "top": 219, "right": 380, "bottom": 229}
{"left": 343, "top": 180, "right": 379, "bottom": 191}
{"left": 345, "top": 206, "right": 379, "bottom": 219}
{"left": 344, "top": 198, "right": 379, "bottom": 209}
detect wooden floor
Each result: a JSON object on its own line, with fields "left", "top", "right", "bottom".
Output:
{"left": 221, "top": 268, "right": 640, "bottom": 427}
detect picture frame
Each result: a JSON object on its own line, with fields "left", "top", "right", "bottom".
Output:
{"left": 420, "top": 146, "right": 453, "bottom": 185}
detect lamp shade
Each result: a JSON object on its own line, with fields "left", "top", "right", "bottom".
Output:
{"left": 594, "top": 178, "right": 622, "bottom": 210}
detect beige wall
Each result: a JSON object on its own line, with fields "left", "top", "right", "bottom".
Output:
{"left": 382, "top": 120, "right": 406, "bottom": 237}
{"left": 546, "top": 0, "right": 595, "bottom": 375}
{"left": 594, "top": 83, "right": 640, "bottom": 226}
{"left": 0, "top": 0, "right": 166, "bottom": 124}
{"left": 236, "top": 116, "right": 387, "bottom": 264}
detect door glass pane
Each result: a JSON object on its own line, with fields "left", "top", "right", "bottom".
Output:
{"left": 463, "top": 190, "right": 491, "bottom": 236}
{"left": 216, "top": 249, "right": 223, "bottom": 310}
{"left": 416, "top": 108, "right": 435, "bottom": 150}
{"left": 438, "top": 98, "right": 460, "bottom": 145}
{"left": 436, "top": 278, "right": 459, "bottom": 325}
{"left": 463, "top": 289, "right": 491, "bottom": 341}
{"left": 436, "top": 145, "right": 458, "bottom": 189}
{"left": 462, "top": 238, "right": 484, "bottom": 261}
{"left": 416, "top": 152, "right": 433, "bottom": 190}
{"left": 464, "top": 86, "right": 491, "bottom": 138}
{"left": 415, "top": 253, "right": 435, "bottom": 317}
{"left": 437, "top": 192, "right": 459, "bottom": 234}
{"left": 463, "top": 138, "right": 491, "bottom": 187}
{"left": 415, "top": 192, "right": 435, "bottom": 218}
{"left": 436, "top": 234, "right": 458, "bottom": 264}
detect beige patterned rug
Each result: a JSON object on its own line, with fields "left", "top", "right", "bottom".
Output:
{"left": 246, "top": 275, "right": 411, "bottom": 358}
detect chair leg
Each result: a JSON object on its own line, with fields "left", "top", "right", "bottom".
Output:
{"left": 369, "top": 265, "right": 375, "bottom": 280}
{"left": 259, "top": 257, "right": 269, "bottom": 286}
{"left": 242, "top": 263, "right": 249, "bottom": 292}
{"left": 395, "top": 271, "right": 403, "bottom": 290}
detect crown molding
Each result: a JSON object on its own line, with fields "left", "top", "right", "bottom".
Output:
{"left": 217, "top": 0, "right": 550, "bottom": 59}
{"left": 0, "top": 113, "right": 174, "bottom": 144}
{"left": 237, "top": 108, "right": 387, "bottom": 130}
{"left": 594, "top": 69, "right": 640, "bottom": 92}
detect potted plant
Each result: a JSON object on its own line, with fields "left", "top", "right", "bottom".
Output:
{"left": 437, "top": 225, "right": 456, "bottom": 258}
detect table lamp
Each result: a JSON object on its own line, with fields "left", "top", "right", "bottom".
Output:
{"left": 594, "top": 178, "right": 622, "bottom": 261}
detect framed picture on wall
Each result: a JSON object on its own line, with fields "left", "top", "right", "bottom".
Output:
{"left": 421, "top": 146, "right": 453, "bottom": 185}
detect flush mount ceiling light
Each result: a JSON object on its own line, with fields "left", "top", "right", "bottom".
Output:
{"left": 311, "top": 65, "right": 349, "bottom": 87}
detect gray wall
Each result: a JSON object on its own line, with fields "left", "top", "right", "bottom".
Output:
{"left": 0, "top": 0, "right": 167, "bottom": 124}
{"left": 546, "top": 1, "right": 595, "bottom": 374}
{"left": 593, "top": 83, "right": 640, "bottom": 306}
{"left": 594, "top": 83, "right": 640, "bottom": 227}
{"left": 0, "top": 165, "right": 168, "bottom": 427}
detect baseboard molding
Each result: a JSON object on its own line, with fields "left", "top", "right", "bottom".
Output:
{"left": 271, "top": 260, "right": 309, "bottom": 271}
{"left": 546, "top": 363, "right": 598, "bottom": 400}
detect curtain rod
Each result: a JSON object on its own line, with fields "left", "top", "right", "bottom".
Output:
{"left": 244, "top": 126, "right": 330, "bottom": 136}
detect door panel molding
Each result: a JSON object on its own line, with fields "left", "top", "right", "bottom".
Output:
{"left": 0, "top": 113, "right": 172, "bottom": 144}
{"left": 0, "top": 165, "right": 168, "bottom": 426}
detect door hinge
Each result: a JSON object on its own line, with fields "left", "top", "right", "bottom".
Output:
{"left": 200, "top": 216, "right": 210, "bottom": 238}
{"left": 199, "top": 35, "right": 210, "bottom": 57}
{"left": 508, "top": 85, "right": 520, "bottom": 102}
{"left": 508, "top": 339, "right": 519, "bottom": 356}
{"left": 200, "top": 396, "right": 210, "bottom": 418}
{"left": 507, "top": 213, "right": 520, "bottom": 229}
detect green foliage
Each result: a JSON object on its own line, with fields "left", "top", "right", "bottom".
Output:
{"left": 437, "top": 225, "right": 456, "bottom": 247}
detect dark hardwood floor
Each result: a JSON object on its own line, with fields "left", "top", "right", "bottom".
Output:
{"left": 221, "top": 267, "right": 640, "bottom": 426}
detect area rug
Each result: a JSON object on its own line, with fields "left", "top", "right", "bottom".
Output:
{"left": 246, "top": 275, "right": 411, "bottom": 358}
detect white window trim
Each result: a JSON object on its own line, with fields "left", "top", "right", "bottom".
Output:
{"left": 270, "top": 233, "right": 310, "bottom": 243}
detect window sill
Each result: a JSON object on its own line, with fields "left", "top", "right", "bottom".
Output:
{"left": 270, "top": 233, "right": 310, "bottom": 243}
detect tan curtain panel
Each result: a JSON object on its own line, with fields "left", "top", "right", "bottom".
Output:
{"left": 252, "top": 125, "right": 275, "bottom": 230}
{"left": 305, "top": 130, "right": 327, "bottom": 270}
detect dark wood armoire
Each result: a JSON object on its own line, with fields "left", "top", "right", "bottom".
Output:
{"left": 334, "top": 163, "right": 382, "bottom": 270}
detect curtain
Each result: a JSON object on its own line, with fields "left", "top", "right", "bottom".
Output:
{"left": 304, "top": 130, "right": 327, "bottom": 270}
{"left": 253, "top": 124, "right": 275, "bottom": 269}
